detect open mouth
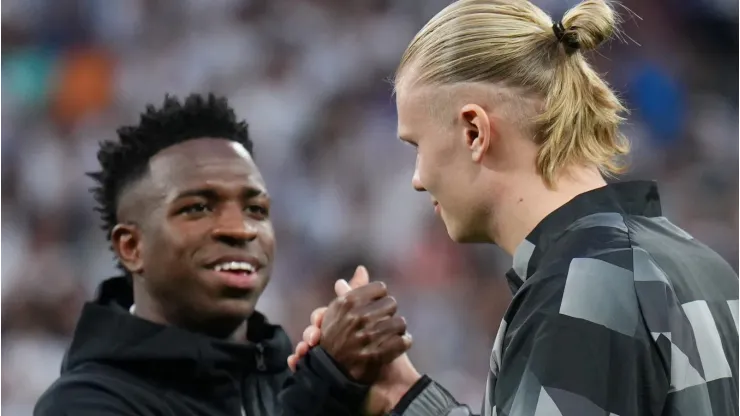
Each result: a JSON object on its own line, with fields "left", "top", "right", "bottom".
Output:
{"left": 212, "top": 261, "right": 256, "bottom": 274}
{"left": 207, "top": 261, "right": 262, "bottom": 290}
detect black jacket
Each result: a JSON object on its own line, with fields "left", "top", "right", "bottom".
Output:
{"left": 35, "top": 277, "right": 369, "bottom": 416}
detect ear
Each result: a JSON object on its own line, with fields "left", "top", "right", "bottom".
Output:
{"left": 111, "top": 223, "right": 144, "bottom": 274}
{"left": 460, "top": 104, "right": 492, "bottom": 163}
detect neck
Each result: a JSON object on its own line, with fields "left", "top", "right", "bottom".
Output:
{"left": 132, "top": 281, "right": 249, "bottom": 341}
{"left": 492, "top": 165, "right": 607, "bottom": 256}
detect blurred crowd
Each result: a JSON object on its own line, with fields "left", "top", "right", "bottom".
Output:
{"left": 1, "top": 0, "right": 737, "bottom": 413}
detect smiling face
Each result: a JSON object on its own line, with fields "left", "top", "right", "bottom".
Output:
{"left": 112, "top": 138, "right": 275, "bottom": 335}
{"left": 396, "top": 85, "right": 498, "bottom": 243}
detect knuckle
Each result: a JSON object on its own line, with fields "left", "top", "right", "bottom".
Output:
{"left": 356, "top": 330, "right": 371, "bottom": 344}
{"left": 335, "top": 296, "right": 353, "bottom": 311}
{"left": 358, "top": 349, "right": 378, "bottom": 362}
{"left": 347, "top": 312, "right": 362, "bottom": 327}
{"left": 352, "top": 312, "right": 370, "bottom": 327}
{"left": 359, "top": 314, "right": 372, "bottom": 326}
{"left": 343, "top": 295, "right": 357, "bottom": 309}
{"left": 395, "top": 316, "right": 408, "bottom": 332}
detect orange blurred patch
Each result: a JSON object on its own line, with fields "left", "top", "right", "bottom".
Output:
{"left": 51, "top": 47, "right": 115, "bottom": 126}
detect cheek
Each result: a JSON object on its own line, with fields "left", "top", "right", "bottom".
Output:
{"left": 151, "top": 221, "right": 201, "bottom": 259}
{"left": 259, "top": 222, "right": 276, "bottom": 259}
{"left": 416, "top": 151, "right": 440, "bottom": 190}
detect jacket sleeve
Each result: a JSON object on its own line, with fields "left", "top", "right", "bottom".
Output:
{"left": 389, "top": 375, "right": 477, "bottom": 416}
{"left": 278, "top": 346, "right": 371, "bottom": 416}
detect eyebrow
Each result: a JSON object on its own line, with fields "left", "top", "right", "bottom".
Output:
{"left": 174, "top": 187, "right": 267, "bottom": 201}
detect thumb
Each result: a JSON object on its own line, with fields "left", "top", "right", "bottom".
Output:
{"left": 334, "top": 279, "right": 352, "bottom": 297}
{"left": 348, "top": 265, "right": 369, "bottom": 289}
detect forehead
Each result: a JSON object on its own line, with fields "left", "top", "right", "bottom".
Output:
{"left": 396, "top": 86, "right": 434, "bottom": 139}
{"left": 147, "top": 138, "right": 265, "bottom": 193}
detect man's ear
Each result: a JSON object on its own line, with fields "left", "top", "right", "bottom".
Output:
{"left": 460, "top": 103, "right": 492, "bottom": 163}
{"left": 111, "top": 223, "right": 144, "bottom": 274}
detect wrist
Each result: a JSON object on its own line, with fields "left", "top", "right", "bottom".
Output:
{"left": 383, "top": 372, "right": 422, "bottom": 413}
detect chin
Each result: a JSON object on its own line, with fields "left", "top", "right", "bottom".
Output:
{"left": 444, "top": 220, "right": 491, "bottom": 244}
{"left": 218, "top": 296, "right": 259, "bottom": 318}
{"left": 448, "top": 230, "right": 481, "bottom": 243}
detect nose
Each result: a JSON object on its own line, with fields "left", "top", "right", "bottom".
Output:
{"left": 411, "top": 159, "right": 425, "bottom": 192}
{"left": 212, "top": 205, "right": 257, "bottom": 247}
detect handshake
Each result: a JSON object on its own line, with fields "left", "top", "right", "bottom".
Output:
{"left": 286, "top": 266, "right": 422, "bottom": 415}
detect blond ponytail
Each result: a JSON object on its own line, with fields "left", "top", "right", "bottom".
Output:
{"left": 396, "top": 0, "right": 630, "bottom": 186}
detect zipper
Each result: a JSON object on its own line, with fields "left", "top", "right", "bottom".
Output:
{"left": 241, "top": 344, "right": 266, "bottom": 415}
{"left": 255, "top": 343, "right": 267, "bottom": 371}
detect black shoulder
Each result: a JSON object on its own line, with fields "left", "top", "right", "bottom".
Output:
{"left": 34, "top": 371, "right": 161, "bottom": 416}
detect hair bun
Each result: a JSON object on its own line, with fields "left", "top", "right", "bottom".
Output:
{"left": 560, "top": 0, "right": 617, "bottom": 52}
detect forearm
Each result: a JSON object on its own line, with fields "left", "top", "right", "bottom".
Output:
{"left": 389, "top": 376, "right": 477, "bottom": 416}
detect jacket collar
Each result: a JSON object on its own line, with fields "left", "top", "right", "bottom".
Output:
{"left": 505, "top": 180, "right": 662, "bottom": 291}
{"left": 61, "top": 276, "right": 291, "bottom": 380}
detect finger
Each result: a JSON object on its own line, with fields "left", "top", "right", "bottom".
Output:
{"left": 335, "top": 266, "right": 370, "bottom": 297}
{"left": 342, "top": 281, "right": 388, "bottom": 305}
{"left": 310, "top": 307, "right": 327, "bottom": 327}
{"left": 302, "top": 326, "right": 319, "bottom": 345}
{"left": 296, "top": 341, "right": 310, "bottom": 357}
{"left": 402, "top": 332, "right": 413, "bottom": 350}
{"left": 287, "top": 354, "right": 297, "bottom": 372}
{"left": 335, "top": 279, "right": 352, "bottom": 297}
{"left": 353, "top": 296, "right": 399, "bottom": 324}
{"left": 303, "top": 326, "right": 320, "bottom": 346}
{"left": 372, "top": 334, "right": 411, "bottom": 365}
{"left": 348, "top": 265, "right": 370, "bottom": 289}
{"left": 365, "top": 315, "right": 407, "bottom": 343}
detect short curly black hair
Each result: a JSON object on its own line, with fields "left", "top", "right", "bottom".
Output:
{"left": 88, "top": 93, "right": 253, "bottom": 245}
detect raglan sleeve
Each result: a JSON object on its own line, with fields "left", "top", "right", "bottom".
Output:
{"left": 490, "top": 256, "right": 668, "bottom": 416}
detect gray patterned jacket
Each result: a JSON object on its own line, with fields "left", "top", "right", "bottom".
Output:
{"left": 390, "top": 181, "right": 739, "bottom": 416}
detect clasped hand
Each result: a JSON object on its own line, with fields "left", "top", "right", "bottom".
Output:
{"left": 287, "top": 266, "right": 421, "bottom": 415}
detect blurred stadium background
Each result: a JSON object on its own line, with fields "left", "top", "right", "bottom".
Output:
{"left": 1, "top": 0, "right": 737, "bottom": 414}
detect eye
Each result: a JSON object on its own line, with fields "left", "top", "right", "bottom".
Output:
{"left": 247, "top": 205, "right": 269, "bottom": 218}
{"left": 180, "top": 203, "right": 211, "bottom": 215}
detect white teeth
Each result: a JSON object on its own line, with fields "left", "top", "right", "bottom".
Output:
{"left": 213, "top": 261, "right": 256, "bottom": 273}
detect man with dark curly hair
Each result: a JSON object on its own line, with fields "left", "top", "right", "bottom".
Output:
{"left": 34, "top": 94, "right": 412, "bottom": 416}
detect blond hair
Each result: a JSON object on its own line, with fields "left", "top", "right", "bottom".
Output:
{"left": 396, "top": 0, "right": 630, "bottom": 185}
